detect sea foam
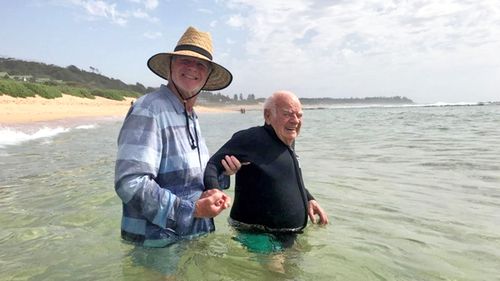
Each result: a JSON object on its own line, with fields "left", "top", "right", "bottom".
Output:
{"left": 0, "top": 127, "right": 69, "bottom": 147}
{"left": 0, "top": 123, "right": 97, "bottom": 147}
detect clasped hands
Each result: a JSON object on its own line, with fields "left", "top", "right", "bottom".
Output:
{"left": 194, "top": 155, "right": 242, "bottom": 218}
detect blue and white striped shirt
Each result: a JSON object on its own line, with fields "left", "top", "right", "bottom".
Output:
{"left": 115, "top": 84, "right": 213, "bottom": 247}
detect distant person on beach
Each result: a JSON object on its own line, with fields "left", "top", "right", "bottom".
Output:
{"left": 114, "top": 26, "right": 240, "bottom": 250}
{"left": 204, "top": 90, "right": 329, "bottom": 253}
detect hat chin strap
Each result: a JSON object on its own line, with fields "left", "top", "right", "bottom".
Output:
{"left": 169, "top": 60, "right": 212, "bottom": 104}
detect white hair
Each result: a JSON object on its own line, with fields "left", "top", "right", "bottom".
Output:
{"left": 263, "top": 90, "right": 299, "bottom": 116}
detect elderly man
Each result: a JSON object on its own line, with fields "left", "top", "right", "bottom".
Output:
{"left": 204, "top": 90, "right": 328, "bottom": 252}
{"left": 115, "top": 26, "right": 237, "bottom": 248}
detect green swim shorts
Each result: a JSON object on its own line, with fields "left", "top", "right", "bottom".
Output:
{"left": 233, "top": 231, "right": 297, "bottom": 254}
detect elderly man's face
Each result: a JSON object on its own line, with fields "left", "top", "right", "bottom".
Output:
{"left": 265, "top": 95, "right": 303, "bottom": 146}
{"left": 170, "top": 56, "right": 211, "bottom": 96}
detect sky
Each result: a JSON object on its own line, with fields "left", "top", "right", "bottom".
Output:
{"left": 1, "top": 0, "right": 499, "bottom": 103}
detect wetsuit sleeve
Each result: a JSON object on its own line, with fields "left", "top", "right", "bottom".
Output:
{"left": 204, "top": 131, "right": 251, "bottom": 189}
{"left": 305, "top": 188, "right": 315, "bottom": 201}
{"left": 115, "top": 107, "right": 189, "bottom": 231}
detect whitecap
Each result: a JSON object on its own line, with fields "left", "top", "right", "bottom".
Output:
{"left": 0, "top": 126, "right": 70, "bottom": 147}
{"left": 75, "top": 124, "right": 97, "bottom": 130}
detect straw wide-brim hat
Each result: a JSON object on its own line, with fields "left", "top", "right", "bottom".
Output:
{"left": 147, "top": 26, "right": 233, "bottom": 91}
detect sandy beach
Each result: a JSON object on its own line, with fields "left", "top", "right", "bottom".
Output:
{"left": 0, "top": 94, "right": 256, "bottom": 124}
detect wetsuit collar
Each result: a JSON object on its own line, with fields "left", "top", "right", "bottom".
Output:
{"left": 263, "top": 123, "right": 295, "bottom": 150}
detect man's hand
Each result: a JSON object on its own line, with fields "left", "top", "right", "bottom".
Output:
{"left": 222, "top": 155, "right": 249, "bottom": 175}
{"left": 193, "top": 189, "right": 231, "bottom": 218}
{"left": 308, "top": 200, "right": 329, "bottom": 225}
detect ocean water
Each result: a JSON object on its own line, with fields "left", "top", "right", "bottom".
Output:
{"left": 0, "top": 104, "right": 499, "bottom": 281}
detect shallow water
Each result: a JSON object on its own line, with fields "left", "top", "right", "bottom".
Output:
{"left": 1, "top": 105, "right": 499, "bottom": 280}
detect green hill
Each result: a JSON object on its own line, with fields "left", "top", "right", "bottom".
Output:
{"left": 0, "top": 57, "right": 154, "bottom": 94}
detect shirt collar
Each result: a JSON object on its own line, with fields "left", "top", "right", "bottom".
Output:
{"left": 160, "top": 84, "right": 198, "bottom": 118}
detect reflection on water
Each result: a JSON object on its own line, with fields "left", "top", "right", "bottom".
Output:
{"left": 1, "top": 105, "right": 499, "bottom": 280}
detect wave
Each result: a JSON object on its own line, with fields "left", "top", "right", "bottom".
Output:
{"left": 75, "top": 124, "right": 97, "bottom": 130}
{"left": 303, "top": 101, "right": 493, "bottom": 110}
{"left": 416, "top": 102, "right": 487, "bottom": 107}
{"left": 0, "top": 123, "right": 98, "bottom": 147}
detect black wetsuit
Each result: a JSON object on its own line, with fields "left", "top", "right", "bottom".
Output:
{"left": 204, "top": 124, "right": 314, "bottom": 232}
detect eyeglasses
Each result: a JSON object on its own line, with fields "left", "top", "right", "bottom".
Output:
{"left": 173, "top": 56, "right": 211, "bottom": 72}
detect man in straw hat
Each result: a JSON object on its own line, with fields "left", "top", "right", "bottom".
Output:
{"left": 115, "top": 26, "right": 240, "bottom": 248}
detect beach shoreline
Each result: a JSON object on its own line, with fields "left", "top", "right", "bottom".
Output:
{"left": 0, "top": 94, "right": 261, "bottom": 125}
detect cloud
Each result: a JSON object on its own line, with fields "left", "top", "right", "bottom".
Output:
{"left": 144, "top": 0, "right": 159, "bottom": 10}
{"left": 126, "top": 0, "right": 158, "bottom": 10}
{"left": 198, "top": 8, "right": 214, "bottom": 14}
{"left": 132, "top": 8, "right": 159, "bottom": 22}
{"left": 75, "top": 0, "right": 128, "bottom": 25}
{"left": 143, "top": 31, "right": 162, "bottom": 39}
{"left": 226, "top": 14, "right": 244, "bottom": 27}
{"left": 218, "top": 0, "right": 500, "bottom": 101}
{"left": 222, "top": 0, "right": 500, "bottom": 60}
{"left": 132, "top": 9, "right": 148, "bottom": 18}
{"left": 70, "top": 0, "right": 159, "bottom": 25}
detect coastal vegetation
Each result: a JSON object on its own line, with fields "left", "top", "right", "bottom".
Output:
{"left": 0, "top": 78, "right": 140, "bottom": 100}
{"left": 0, "top": 57, "right": 154, "bottom": 94}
